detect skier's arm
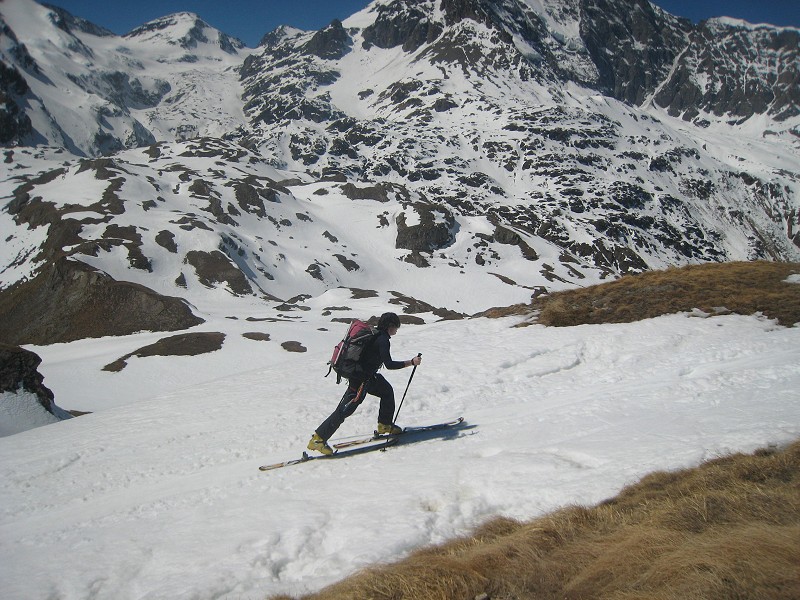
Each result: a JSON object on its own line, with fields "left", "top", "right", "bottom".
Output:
{"left": 377, "top": 335, "right": 407, "bottom": 370}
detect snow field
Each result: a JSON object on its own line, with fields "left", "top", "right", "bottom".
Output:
{"left": 1, "top": 311, "right": 799, "bottom": 599}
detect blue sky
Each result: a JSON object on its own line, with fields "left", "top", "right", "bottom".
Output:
{"left": 46, "top": 0, "right": 800, "bottom": 48}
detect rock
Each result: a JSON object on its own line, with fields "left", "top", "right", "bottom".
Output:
{"left": 102, "top": 332, "right": 226, "bottom": 372}
{"left": 185, "top": 250, "right": 254, "bottom": 295}
{"left": 0, "top": 258, "right": 204, "bottom": 345}
{"left": 0, "top": 344, "right": 55, "bottom": 409}
{"left": 395, "top": 205, "right": 456, "bottom": 256}
{"left": 281, "top": 341, "right": 307, "bottom": 352}
{"left": 303, "top": 20, "right": 351, "bottom": 60}
{"left": 243, "top": 332, "right": 270, "bottom": 341}
{"left": 0, "top": 344, "right": 69, "bottom": 436}
{"left": 655, "top": 22, "right": 800, "bottom": 122}
{"left": 362, "top": 2, "right": 443, "bottom": 52}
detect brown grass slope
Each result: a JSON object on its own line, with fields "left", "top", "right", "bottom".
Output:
{"left": 530, "top": 261, "right": 800, "bottom": 327}
{"left": 274, "top": 441, "right": 800, "bottom": 600}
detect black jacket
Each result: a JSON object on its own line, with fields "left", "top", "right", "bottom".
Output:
{"left": 358, "top": 329, "right": 405, "bottom": 377}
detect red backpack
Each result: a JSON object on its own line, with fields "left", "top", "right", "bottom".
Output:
{"left": 326, "top": 319, "right": 377, "bottom": 383}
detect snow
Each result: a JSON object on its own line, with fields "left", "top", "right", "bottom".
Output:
{"left": 1, "top": 0, "right": 800, "bottom": 596}
{"left": 1, "top": 309, "right": 799, "bottom": 599}
{"left": 709, "top": 17, "right": 800, "bottom": 32}
{"left": 0, "top": 0, "right": 253, "bottom": 157}
{"left": 0, "top": 389, "right": 61, "bottom": 437}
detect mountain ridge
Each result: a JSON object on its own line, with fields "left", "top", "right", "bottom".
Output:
{"left": 1, "top": 0, "right": 799, "bottom": 345}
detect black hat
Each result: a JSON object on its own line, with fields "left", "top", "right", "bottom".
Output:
{"left": 378, "top": 312, "right": 401, "bottom": 330}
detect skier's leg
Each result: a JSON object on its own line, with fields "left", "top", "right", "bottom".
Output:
{"left": 367, "top": 374, "right": 396, "bottom": 428}
{"left": 315, "top": 380, "right": 366, "bottom": 441}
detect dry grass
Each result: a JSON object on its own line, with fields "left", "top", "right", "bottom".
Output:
{"left": 530, "top": 261, "right": 800, "bottom": 327}
{"left": 273, "top": 441, "right": 800, "bottom": 600}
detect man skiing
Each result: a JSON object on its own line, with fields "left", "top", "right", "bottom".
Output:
{"left": 307, "top": 312, "right": 422, "bottom": 455}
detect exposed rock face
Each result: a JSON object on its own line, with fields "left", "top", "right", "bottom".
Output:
{"left": 0, "top": 344, "right": 69, "bottom": 436}
{"left": 654, "top": 20, "right": 800, "bottom": 122}
{"left": 185, "top": 250, "right": 254, "bottom": 295}
{"left": 395, "top": 204, "right": 457, "bottom": 265}
{"left": 0, "top": 344, "right": 55, "bottom": 411}
{"left": 0, "top": 258, "right": 204, "bottom": 345}
{"left": 303, "top": 20, "right": 351, "bottom": 59}
{"left": 362, "top": 0, "right": 444, "bottom": 52}
{"left": 0, "top": 59, "right": 33, "bottom": 145}
{"left": 580, "top": 0, "right": 691, "bottom": 105}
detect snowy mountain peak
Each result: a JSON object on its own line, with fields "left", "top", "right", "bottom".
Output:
{"left": 0, "top": 0, "right": 251, "bottom": 156}
{"left": 41, "top": 2, "right": 116, "bottom": 38}
{"left": 258, "top": 25, "right": 307, "bottom": 49}
{"left": 124, "top": 11, "right": 246, "bottom": 56}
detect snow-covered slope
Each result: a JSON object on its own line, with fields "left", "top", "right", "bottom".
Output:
{"left": 0, "top": 388, "right": 61, "bottom": 436}
{"left": 1, "top": 310, "right": 798, "bottom": 598}
{"left": 0, "top": 0, "right": 250, "bottom": 156}
{"left": 2, "top": 0, "right": 798, "bottom": 333}
{"left": 239, "top": 0, "right": 800, "bottom": 274}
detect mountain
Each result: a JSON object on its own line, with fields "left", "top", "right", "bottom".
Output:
{"left": 1, "top": 0, "right": 799, "bottom": 346}
{"left": 0, "top": 0, "right": 249, "bottom": 155}
{"left": 654, "top": 17, "right": 800, "bottom": 123}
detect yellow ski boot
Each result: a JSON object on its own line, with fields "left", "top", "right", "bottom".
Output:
{"left": 377, "top": 422, "right": 403, "bottom": 435}
{"left": 307, "top": 433, "right": 334, "bottom": 455}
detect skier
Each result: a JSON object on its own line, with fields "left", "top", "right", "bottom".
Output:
{"left": 307, "top": 312, "right": 422, "bottom": 455}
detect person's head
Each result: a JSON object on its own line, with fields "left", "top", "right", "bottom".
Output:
{"left": 378, "top": 312, "right": 401, "bottom": 335}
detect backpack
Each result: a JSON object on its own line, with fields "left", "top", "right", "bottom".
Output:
{"left": 326, "top": 319, "right": 377, "bottom": 383}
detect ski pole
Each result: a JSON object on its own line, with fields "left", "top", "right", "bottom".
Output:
{"left": 394, "top": 353, "right": 421, "bottom": 423}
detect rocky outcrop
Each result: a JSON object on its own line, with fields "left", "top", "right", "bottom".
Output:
{"left": 362, "top": 0, "right": 444, "bottom": 52}
{"left": 185, "top": 250, "right": 254, "bottom": 295}
{"left": 580, "top": 0, "right": 690, "bottom": 105}
{"left": 395, "top": 204, "right": 457, "bottom": 266}
{"left": 0, "top": 345, "right": 56, "bottom": 411}
{"left": 303, "top": 20, "right": 351, "bottom": 59}
{"left": 0, "top": 59, "right": 33, "bottom": 145}
{"left": 0, "top": 344, "right": 69, "bottom": 436}
{"left": 0, "top": 258, "right": 204, "bottom": 346}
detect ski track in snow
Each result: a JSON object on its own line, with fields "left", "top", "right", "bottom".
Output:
{"left": 1, "top": 313, "right": 799, "bottom": 599}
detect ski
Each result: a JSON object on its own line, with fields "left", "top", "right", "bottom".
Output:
{"left": 332, "top": 417, "right": 465, "bottom": 449}
{"left": 259, "top": 437, "right": 399, "bottom": 471}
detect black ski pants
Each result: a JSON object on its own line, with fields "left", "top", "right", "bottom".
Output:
{"left": 315, "top": 373, "right": 395, "bottom": 441}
